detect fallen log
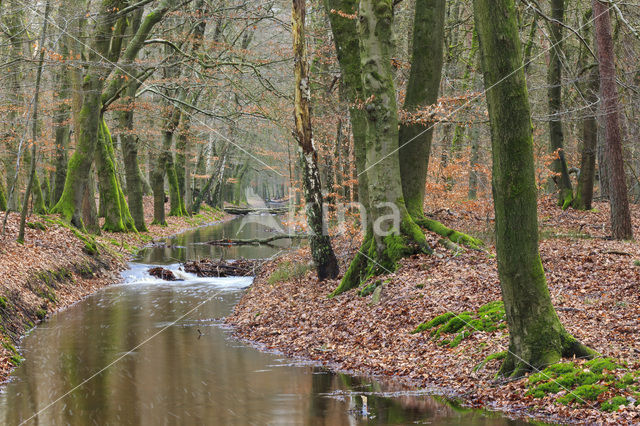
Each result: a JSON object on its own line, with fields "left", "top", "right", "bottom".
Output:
{"left": 224, "top": 206, "right": 289, "bottom": 215}
{"left": 182, "top": 258, "right": 264, "bottom": 277}
{"left": 206, "top": 234, "right": 306, "bottom": 246}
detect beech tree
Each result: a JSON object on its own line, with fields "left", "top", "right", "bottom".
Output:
{"left": 474, "top": 0, "right": 595, "bottom": 377}
{"left": 326, "top": 0, "right": 481, "bottom": 296}
{"left": 592, "top": 0, "right": 633, "bottom": 240}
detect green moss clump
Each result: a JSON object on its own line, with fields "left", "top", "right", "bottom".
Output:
{"left": 585, "top": 357, "right": 621, "bottom": 374}
{"left": 411, "top": 301, "right": 506, "bottom": 347}
{"left": 359, "top": 280, "right": 382, "bottom": 297}
{"left": 0, "top": 296, "right": 7, "bottom": 309}
{"left": 36, "top": 309, "right": 47, "bottom": 320}
{"left": 557, "top": 384, "right": 607, "bottom": 405}
{"left": 473, "top": 351, "right": 507, "bottom": 372}
{"left": 10, "top": 355, "right": 24, "bottom": 366}
{"left": 601, "top": 396, "right": 629, "bottom": 412}
{"left": 545, "top": 362, "right": 576, "bottom": 375}
{"left": 26, "top": 221, "right": 47, "bottom": 230}
{"left": 435, "top": 313, "right": 473, "bottom": 337}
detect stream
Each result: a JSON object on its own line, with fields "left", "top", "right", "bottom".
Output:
{"left": 0, "top": 215, "right": 531, "bottom": 425}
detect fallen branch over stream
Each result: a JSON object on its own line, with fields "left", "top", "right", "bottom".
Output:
{"left": 224, "top": 206, "right": 289, "bottom": 215}
{"left": 206, "top": 234, "right": 307, "bottom": 246}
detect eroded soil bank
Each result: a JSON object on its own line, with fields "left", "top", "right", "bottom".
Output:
{"left": 0, "top": 199, "right": 228, "bottom": 382}
{"left": 227, "top": 197, "right": 640, "bottom": 424}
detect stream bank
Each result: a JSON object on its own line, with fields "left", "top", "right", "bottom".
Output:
{"left": 226, "top": 198, "right": 640, "bottom": 424}
{"left": 0, "top": 200, "right": 229, "bottom": 382}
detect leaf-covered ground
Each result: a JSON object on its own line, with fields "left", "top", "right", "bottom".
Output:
{"left": 0, "top": 197, "right": 228, "bottom": 382}
{"left": 227, "top": 196, "right": 640, "bottom": 424}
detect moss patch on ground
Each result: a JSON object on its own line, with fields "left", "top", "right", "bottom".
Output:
{"left": 411, "top": 300, "right": 506, "bottom": 347}
{"left": 525, "top": 358, "right": 640, "bottom": 412}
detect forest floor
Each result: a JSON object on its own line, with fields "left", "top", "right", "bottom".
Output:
{"left": 0, "top": 197, "right": 229, "bottom": 383}
{"left": 227, "top": 195, "right": 640, "bottom": 424}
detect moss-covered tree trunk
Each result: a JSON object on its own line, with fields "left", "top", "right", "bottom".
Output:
{"left": 0, "top": 181, "right": 7, "bottom": 211}
{"left": 467, "top": 124, "right": 480, "bottom": 199}
{"left": 474, "top": 0, "right": 594, "bottom": 378}
{"left": 51, "top": 0, "right": 122, "bottom": 230}
{"left": 150, "top": 143, "right": 166, "bottom": 226}
{"left": 592, "top": 0, "right": 633, "bottom": 240}
{"left": 353, "top": 0, "right": 430, "bottom": 283}
{"left": 51, "top": 34, "right": 71, "bottom": 207}
{"left": 95, "top": 119, "right": 136, "bottom": 232}
{"left": 398, "top": 0, "right": 445, "bottom": 219}
{"left": 82, "top": 168, "right": 100, "bottom": 235}
{"left": 574, "top": 65, "right": 599, "bottom": 210}
{"left": 321, "top": 0, "right": 369, "bottom": 214}
{"left": 117, "top": 84, "right": 148, "bottom": 231}
{"left": 292, "top": 0, "right": 339, "bottom": 280}
{"left": 153, "top": 105, "right": 187, "bottom": 220}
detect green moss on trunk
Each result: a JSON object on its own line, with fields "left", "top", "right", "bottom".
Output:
{"left": 399, "top": 0, "right": 445, "bottom": 219}
{"left": 96, "top": 119, "right": 127, "bottom": 232}
{"left": 474, "top": 0, "right": 594, "bottom": 378}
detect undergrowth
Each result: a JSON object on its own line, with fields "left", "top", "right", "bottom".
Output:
{"left": 267, "top": 261, "right": 312, "bottom": 285}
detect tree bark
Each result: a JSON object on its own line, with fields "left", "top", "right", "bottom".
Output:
{"left": 95, "top": 119, "right": 136, "bottom": 232}
{"left": 18, "top": 0, "right": 50, "bottom": 243}
{"left": 398, "top": 0, "right": 446, "bottom": 219}
{"left": 321, "top": 0, "right": 369, "bottom": 213}
{"left": 474, "top": 0, "right": 594, "bottom": 378}
{"left": 574, "top": 67, "right": 599, "bottom": 210}
{"left": 117, "top": 84, "right": 148, "bottom": 231}
{"left": 592, "top": 0, "right": 633, "bottom": 240}
{"left": 292, "top": 0, "right": 339, "bottom": 281}
{"left": 547, "top": 0, "right": 574, "bottom": 208}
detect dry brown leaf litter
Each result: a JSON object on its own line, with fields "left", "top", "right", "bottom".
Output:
{"left": 227, "top": 196, "right": 640, "bottom": 424}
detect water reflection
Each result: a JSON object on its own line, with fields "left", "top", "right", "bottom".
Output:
{"left": 136, "top": 214, "right": 299, "bottom": 265}
{"left": 0, "top": 217, "right": 532, "bottom": 425}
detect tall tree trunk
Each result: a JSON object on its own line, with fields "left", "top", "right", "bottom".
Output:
{"left": 321, "top": 0, "right": 369, "bottom": 214}
{"left": 18, "top": 0, "right": 50, "bottom": 243}
{"left": 574, "top": 67, "right": 599, "bottom": 210}
{"left": 467, "top": 124, "right": 480, "bottom": 200}
{"left": 592, "top": 0, "right": 633, "bottom": 240}
{"left": 292, "top": 0, "right": 339, "bottom": 281}
{"left": 474, "top": 0, "right": 594, "bottom": 378}
{"left": 51, "top": 32, "right": 71, "bottom": 208}
{"left": 547, "top": 0, "right": 573, "bottom": 208}
{"left": 398, "top": 0, "right": 446, "bottom": 219}
{"left": 118, "top": 84, "right": 148, "bottom": 231}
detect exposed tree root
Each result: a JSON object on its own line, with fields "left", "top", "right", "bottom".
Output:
{"left": 414, "top": 217, "right": 484, "bottom": 250}
{"left": 330, "top": 214, "right": 432, "bottom": 297}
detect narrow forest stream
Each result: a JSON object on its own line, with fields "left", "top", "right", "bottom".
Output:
{"left": 0, "top": 216, "right": 530, "bottom": 425}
